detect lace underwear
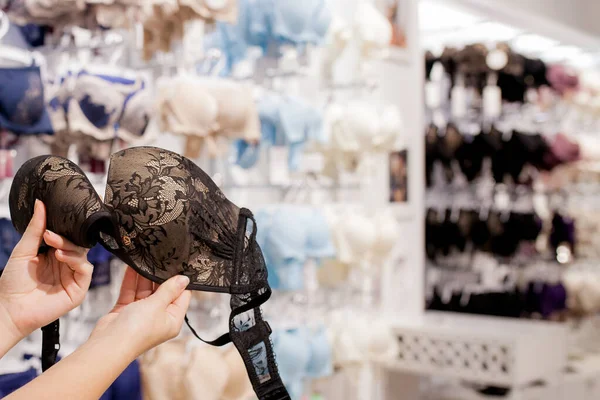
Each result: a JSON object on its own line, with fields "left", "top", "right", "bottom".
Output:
{"left": 9, "top": 146, "right": 290, "bottom": 400}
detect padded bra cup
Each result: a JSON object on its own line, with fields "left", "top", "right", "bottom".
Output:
{"left": 0, "top": 66, "right": 53, "bottom": 135}
{"left": 68, "top": 73, "right": 145, "bottom": 141}
{"left": 9, "top": 147, "right": 252, "bottom": 292}
{"left": 257, "top": 206, "right": 336, "bottom": 291}
{"left": 272, "top": 327, "right": 332, "bottom": 398}
{"left": 158, "top": 77, "right": 259, "bottom": 142}
{"left": 335, "top": 212, "right": 399, "bottom": 264}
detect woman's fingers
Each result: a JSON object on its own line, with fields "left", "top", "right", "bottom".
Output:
{"left": 55, "top": 249, "right": 93, "bottom": 288}
{"left": 43, "top": 230, "right": 87, "bottom": 255}
{"left": 150, "top": 275, "right": 190, "bottom": 308}
{"left": 135, "top": 275, "right": 154, "bottom": 301}
{"left": 12, "top": 200, "right": 46, "bottom": 258}
{"left": 166, "top": 290, "right": 191, "bottom": 322}
{"left": 115, "top": 267, "right": 139, "bottom": 307}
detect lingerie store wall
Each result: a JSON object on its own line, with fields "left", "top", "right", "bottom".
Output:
{"left": 149, "top": 0, "right": 425, "bottom": 320}
{"left": 0, "top": 1, "right": 426, "bottom": 399}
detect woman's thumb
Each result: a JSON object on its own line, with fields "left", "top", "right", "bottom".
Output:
{"left": 151, "top": 275, "right": 190, "bottom": 307}
{"left": 12, "top": 200, "right": 46, "bottom": 258}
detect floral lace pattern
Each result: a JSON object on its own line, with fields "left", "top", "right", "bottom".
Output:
{"left": 103, "top": 148, "right": 243, "bottom": 287}
{"left": 10, "top": 148, "right": 286, "bottom": 399}
{"left": 10, "top": 155, "right": 105, "bottom": 248}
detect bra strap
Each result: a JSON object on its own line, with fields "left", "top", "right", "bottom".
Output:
{"left": 183, "top": 315, "right": 231, "bottom": 346}
{"left": 41, "top": 319, "right": 60, "bottom": 372}
{"left": 228, "top": 302, "right": 291, "bottom": 400}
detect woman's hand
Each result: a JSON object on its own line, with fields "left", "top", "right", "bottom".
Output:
{"left": 0, "top": 200, "right": 93, "bottom": 349}
{"left": 90, "top": 267, "right": 191, "bottom": 359}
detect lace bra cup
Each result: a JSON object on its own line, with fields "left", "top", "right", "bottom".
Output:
{"left": 0, "top": 66, "right": 53, "bottom": 135}
{"left": 10, "top": 155, "right": 108, "bottom": 248}
{"left": 67, "top": 73, "right": 145, "bottom": 141}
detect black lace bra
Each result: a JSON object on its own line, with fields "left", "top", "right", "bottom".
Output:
{"left": 9, "top": 146, "right": 290, "bottom": 400}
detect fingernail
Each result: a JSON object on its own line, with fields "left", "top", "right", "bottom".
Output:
{"left": 44, "top": 230, "right": 57, "bottom": 238}
{"left": 177, "top": 275, "right": 190, "bottom": 289}
{"left": 34, "top": 199, "right": 42, "bottom": 213}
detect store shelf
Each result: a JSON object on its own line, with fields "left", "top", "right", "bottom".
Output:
{"left": 378, "top": 312, "right": 567, "bottom": 388}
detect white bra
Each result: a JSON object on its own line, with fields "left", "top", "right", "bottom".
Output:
{"left": 326, "top": 102, "right": 404, "bottom": 154}
{"left": 329, "top": 312, "right": 398, "bottom": 366}
{"left": 323, "top": 1, "right": 392, "bottom": 79}
{"left": 327, "top": 208, "right": 400, "bottom": 266}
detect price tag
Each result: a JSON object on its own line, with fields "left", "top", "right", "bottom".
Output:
{"left": 483, "top": 84, "right": 502, "bottom": 119}
{"left": 269, "top": 147, "right": 290, "bottom": 185}
{"left": 451, "top": 84, "right": 467, "bottom": 119}
{"left": 300, "top": 152, "right": 325, "bottom": 173}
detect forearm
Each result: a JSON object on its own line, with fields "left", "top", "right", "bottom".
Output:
{"left": 0, "top": 300, "right": 24, "bottom": 358}
{"left": 6, "top": 334, "right": 137, "bottom": 400}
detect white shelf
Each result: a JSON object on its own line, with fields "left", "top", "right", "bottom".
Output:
{"left": 378, "top": 312, "right": 568, "bottom": 388}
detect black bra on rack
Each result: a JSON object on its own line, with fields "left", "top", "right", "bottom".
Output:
{"left": 9, "top": 146, "right": 290, "bottom": 400}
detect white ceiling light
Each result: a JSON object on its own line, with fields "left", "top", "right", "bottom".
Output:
{"left": 511, "top": 34, "right": 559, "bottom": 55}
{"left": 541, "top": 45, "right": 583, "bottom": 62}
{"left": 567, "top": 52, "right": 600, "bottom": 69}
{"left": 418, "top": 1, "right": 483, "bottom": 32}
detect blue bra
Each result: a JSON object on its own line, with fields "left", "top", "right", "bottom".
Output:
{"left": 255, "top": 206, "right": 335, "bottom": 291}
{"left": 72, "top": 71, "right": 145, "bottom": 137}
{"left": 206, "top": 0, "right": 331, "bottom": 74}
{"left": 0, "top": 65, "right": 53, "bottom": 135}
{"left": 233, "top": 94, "right": 324, "bottom": 171}
{"left": 249, "top": 0, "right": 331, "bottom": 48}
{"left": 0, "top": 218, "right": 21, "bottom": 272}
{"left": 272, "top": 327, "right": 332, "bottom": 400}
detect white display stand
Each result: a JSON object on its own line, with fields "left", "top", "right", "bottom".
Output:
{"left": 377, "top": 312, "right": 567, "bottom": 399}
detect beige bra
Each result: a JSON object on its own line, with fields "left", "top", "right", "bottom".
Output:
{"left": 140, "top": 338, "right": 252, "bottom": 400}
{"left": 157, "top": 76, "right": 260, "bottom": 158}
{"left": 141, "top": 0, "right": 238, "bottom": 60}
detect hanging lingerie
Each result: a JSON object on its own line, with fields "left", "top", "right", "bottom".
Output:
{"left": 0, "top": 65, "right": 53, "bottom": 135}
